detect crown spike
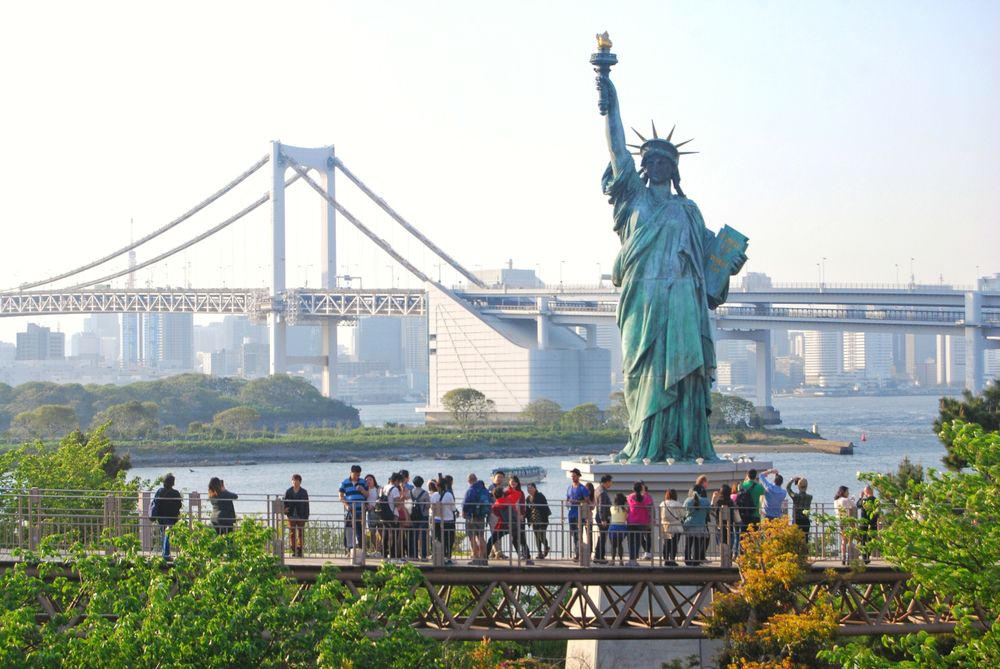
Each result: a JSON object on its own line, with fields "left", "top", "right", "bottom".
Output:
{"left": 678, "top": 151, "right": 699, "bottom": 155}
{"left": 675, "top": 138, "right": 694, "bottom": 148}
{"left": 631, "top": 127, "right": 647, "bottom": 142}
{"left": 651, "top": 120, "right": 659, "bottom": 139}
{"left": 626, "top": 143, "right": 643, "bottom": 150}
{"left": 666, "top": 124, "right": 676, "bottom": 141}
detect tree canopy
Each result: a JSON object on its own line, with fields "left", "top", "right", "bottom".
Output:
{"left": 823, "top": 419, "right": 1000, "bottom": 667}
{"left": 560, "top": 403, "right": 602, "bottom": 430}
{"left": 521, "top": 399, "right": 562, "bottom": 427}
{"left": 90, "top": 401, "right": 159, "bottom": 439}
{"left": 10, "top": 405, "right": 79, "bottom": 441}
{"left": 934, "top": 383, "right": 1000, "bottom": 469}
{"left": 0, "top": 374, "right": 359, "bottom": 437}
{"left": 440, "top": 388, "right": 495, "bottom": 425}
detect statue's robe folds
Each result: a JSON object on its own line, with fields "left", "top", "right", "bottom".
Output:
{"left": 603, "top": 159, "right": 728, "bottom": 463}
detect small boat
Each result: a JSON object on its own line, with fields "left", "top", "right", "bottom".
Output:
{"left": 860, "top": 432, "right": 868, "bottom": 442}
{"left": 493, "top": 465, "right": 547, "bottom": 485}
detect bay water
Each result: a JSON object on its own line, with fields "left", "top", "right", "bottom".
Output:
{"left": 130, "top": 394, "right": 955, "bottom": 511}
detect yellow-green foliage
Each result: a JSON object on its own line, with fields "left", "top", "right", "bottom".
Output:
{"left": 707, "top": 519, "right": 837, "bottom": 668}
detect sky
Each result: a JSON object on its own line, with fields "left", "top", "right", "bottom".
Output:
{"left": 0, "top": 1, "right": 998, "bottom": 341}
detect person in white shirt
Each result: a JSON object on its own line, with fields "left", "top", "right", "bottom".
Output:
{"left": 430, "top": 474, "right": 457, "bottom": 564}
{"left": 833, "top": 485, "right": 857, "bottom": 564}
{"left": 659, "top": 489, "right": 685, "bottom": 566}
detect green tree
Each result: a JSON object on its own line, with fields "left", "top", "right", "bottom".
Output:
{"left": 711, "top": 392, "right": 758, "bottom": 429}
{"left": 934, "top": 384, "right": 1000, "bottom": 470}
{"left": 5, "top": 382, "right": 94, "bottom": 426}
{"left": 560, "top": 403, "right": 602, "bottom": 430}
{"left": 607, "top": 391, "right": 629, "bottom": 429}
{"left": 238, "top": 374, "right": 359, "bottom": 428}
{"left": 822, "top": 420, "right": 1000, "bottom": 668}
{"left": 522, "top": 399, "right": 562, "bottom": 427}
{"left": 0, "top": 427, "right": 134, "bottom": 500}
{"left": 0, "top": 524, "right": 451, "bottom": 669}
{"left": 881, "top": 455, "right": 924, "bottom": 497}
{"left": 89, "top": 400, "right": 159, "bottom": 439}
{"left": 212, "top": 406, "right": 260, "bottom": 437}
{"left": 10, "top": 404, "right": 79, "bottom": 441}
{"left": 441, "top": 388, "right": 495, "bottom": 426}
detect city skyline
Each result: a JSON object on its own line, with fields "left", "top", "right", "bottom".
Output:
{"left": 1, "top": 2, "right": 998, "bottom": 342}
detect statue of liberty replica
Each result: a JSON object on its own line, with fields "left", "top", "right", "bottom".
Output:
{"left": 592, "top": 34, "right": 748, "bottom": 463}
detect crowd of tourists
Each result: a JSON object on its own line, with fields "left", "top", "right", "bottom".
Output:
{"left": 150, "top": 465, "right": 880, "bottom": 566}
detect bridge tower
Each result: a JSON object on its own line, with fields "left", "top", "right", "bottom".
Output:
{"left": 269, "top": 141, "right": 339, "bottom": 397}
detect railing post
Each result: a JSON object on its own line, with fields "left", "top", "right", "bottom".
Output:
{"left": 29, "top": 487, "right": 40, "bottom": 551}
{"left": 103, "top": 494, "right": 114, "bottom": 555}
{"left": 189, "top": 491, "right": 201, "bottom": 528}
{"left": 355, "top": 504, "right": 366, "bottom": 566}
{"left": 431, "top": 501, "right": 444, "bottom": 567}
{"left": 139, "top": 491, "right": 153, "bottom": 552}
{"left": 270, "top": 497, "right": 285, "bottom": 561}
{"left": 578, "top": 503, "right": 591, "bottom": 567}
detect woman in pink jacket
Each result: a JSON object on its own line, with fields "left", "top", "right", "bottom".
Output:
{"left": 626, "top": 481, "right": 653, "bottom": 566}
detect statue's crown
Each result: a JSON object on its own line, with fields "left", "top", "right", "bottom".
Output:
{"left": 626, "top": 121, "right": 697, "bottom": 163}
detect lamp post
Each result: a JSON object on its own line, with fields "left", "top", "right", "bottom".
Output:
{"left": 895, "top": 263, "right": 899, "bottom": 286}
{"left": 821, "top": 256, "right": 827, "bottom": 287}
{"left": 560, "top": 260, "right": 566, "bottom": 290}
{"left": 385, "top": 265, "right": 395, "bottom": 289}
{"left": 910, "top": 257, "right": 915, "bottom": 288}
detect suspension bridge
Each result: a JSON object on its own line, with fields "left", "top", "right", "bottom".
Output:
{"left": 1, "top": 142, "right": 998, "bottom": 410}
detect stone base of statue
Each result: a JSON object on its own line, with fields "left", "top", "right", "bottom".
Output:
{"left": 561, "top": 457, "right": 774, "bottom": 499}
{"left": 567, "top": 628, "right": 722, "bottom": 669}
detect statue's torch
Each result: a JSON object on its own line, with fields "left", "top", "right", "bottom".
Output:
{"left": 590, "top": 31, "right": 618, "bottom": 116}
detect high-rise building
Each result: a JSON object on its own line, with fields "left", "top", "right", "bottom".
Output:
{"left": 402, "top": 316, "right": 429, "bottom": 394}
{"left": 158, "top": 313, "right": 194, "bottom": 370}
{"left": 356, "top": 317, "right": 403, "bottom": 373}
{"left": 15, "top": 323, "right": 65, "bottom": 361}
{"left": 843, "top": 331, "right": 894, "bottom": 382}
{"left": 803, "top": 330, "right": 842, "bottom": 386}
{"left": 121, "top": 314, "right": 141, "bottom": 368}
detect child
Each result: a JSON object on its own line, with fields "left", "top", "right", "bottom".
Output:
{"left": 608, "top": 493, "right": 629, "bottom": 565}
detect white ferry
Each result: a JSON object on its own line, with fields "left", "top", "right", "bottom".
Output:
{"left": 493, "top": 465, "right": 547, "bottom": 485}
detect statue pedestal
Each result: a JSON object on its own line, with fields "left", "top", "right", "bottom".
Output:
{"left": 560, "top": 458, "right": 773, "bottom": 498}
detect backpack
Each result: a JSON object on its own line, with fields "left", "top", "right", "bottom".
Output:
{"left": 735, "top": 486, "right": 756, "bottom": 524}
{"left": 473, "top": 486, "right": 492, "bottom": 518}
{"left": 376, "top": 493, "right": 396, "bottom": 522}
{"left": 410, "top": 490, "right": 428, "bottom": 522}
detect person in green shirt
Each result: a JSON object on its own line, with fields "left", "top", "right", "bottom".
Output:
{"left": 734, "top": 469, "right": 765, "bottom": 555}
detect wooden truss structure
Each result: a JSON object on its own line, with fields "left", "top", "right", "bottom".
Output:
{"left": 286, "top": 565, "right": 992, "bottom": 641}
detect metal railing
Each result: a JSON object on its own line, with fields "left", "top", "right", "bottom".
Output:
{"left": 0, "top": 488, "right": 890, "bottom": 567}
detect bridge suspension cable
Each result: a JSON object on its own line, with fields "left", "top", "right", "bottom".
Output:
{"left": 66, "top": 173, "right": 302, "bottom": 290}
{"left": 285, "top": 158, "right": 433, "bottom": 284}
{"left": 13, "top": 154, "right": 271, "bottom": 291}
{"left": 333, "top": 158, "right": 485, "bottom": 288}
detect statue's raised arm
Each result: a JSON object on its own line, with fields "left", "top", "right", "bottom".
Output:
{"left": 591, "top": 33, "right": 630, "bottom": 176}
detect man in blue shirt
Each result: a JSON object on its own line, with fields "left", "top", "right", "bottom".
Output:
{"left": 759, "top": 468, "right": 788, "bottom": 521}
{"left": 339, "top": 464, "right": 368, "bottom": 549}
{"left": 566, "top": 468, "right": 590, "bottom": 561}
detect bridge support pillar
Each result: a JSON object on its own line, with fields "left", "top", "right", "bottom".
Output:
{"left": 269, "top": 141, "right": 288, "bottom": 375}
{"left": 536, "top": 297, "right": 550, "bottom": 350}
{"left": 320, "top": 146, "right": 337, "bottom": 398}
{"left": 965, "top": 291, "right": 985, "bottom": 395}
{"left": 321, "top": 321, "right": 337, "bottom": 398}
{"left": 754, "top": 330, "right": 773, "bottom": 410}
{"left": 566, "top": 586, "right": 722, "bottom": 669}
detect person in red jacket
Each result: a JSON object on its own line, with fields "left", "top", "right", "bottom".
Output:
{"left": 485, "top": 485, "right": 532, "bottom": 564}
